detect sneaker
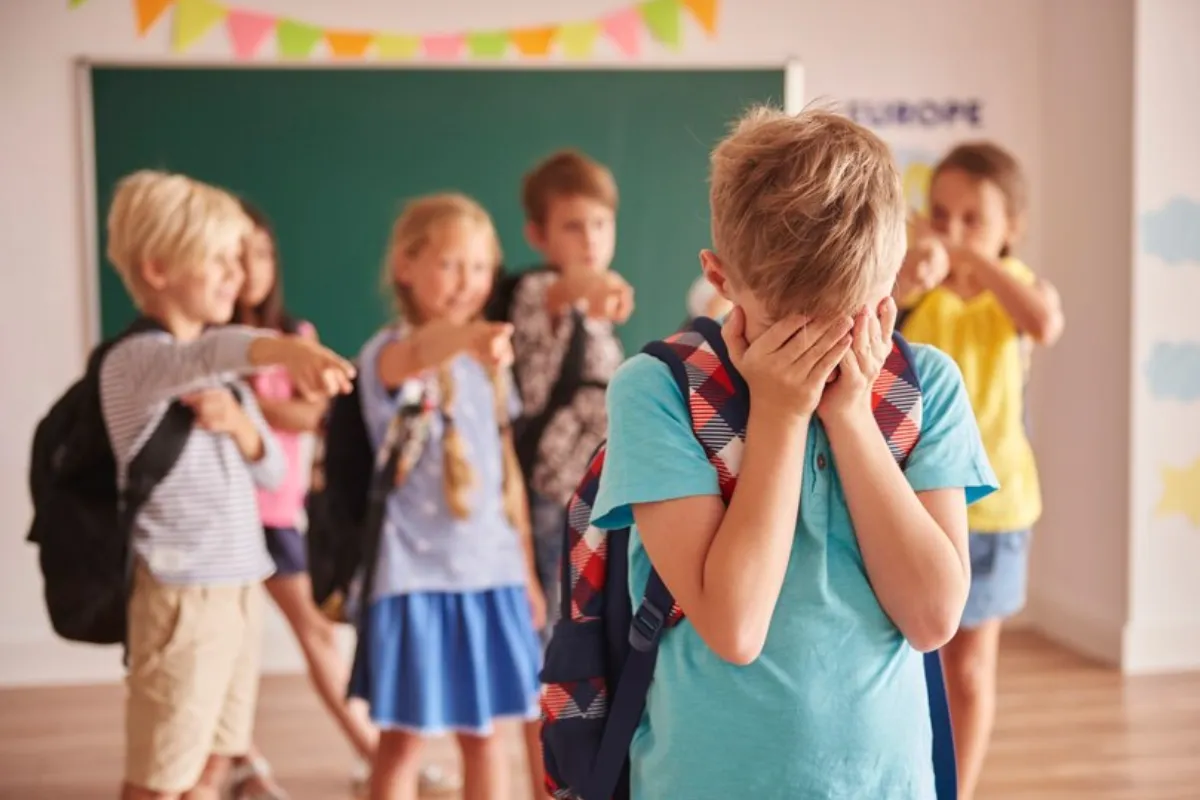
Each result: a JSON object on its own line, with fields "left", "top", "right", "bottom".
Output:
{"left": 350, "top": 759, "right": 461, "bottom": 796}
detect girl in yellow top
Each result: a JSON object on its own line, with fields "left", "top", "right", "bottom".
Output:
{"left": 896, "top": 142, "right": 1064, "bottom": 800}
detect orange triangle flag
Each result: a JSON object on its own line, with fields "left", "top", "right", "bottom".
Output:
{"left": 510, "top": 26, "right": 557, "bottom": 56}
{"left": 682, "top": 0, "right": 719, "bottom": 35}
{"left": 326, "top": 30, "right": 374, "bottom": 58}
{"left": 134, "top": 0, "right": 174, "bottom": 36}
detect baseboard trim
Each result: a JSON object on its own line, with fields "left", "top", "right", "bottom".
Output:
{"left": 0, "top": 609, "right": 355, "bottom": 689}
{"left": 1025, "top": 593, "right": 1124, "bottom": 667}
{"left": 1122, "top": 621, "right": 1200, "bottom": 674}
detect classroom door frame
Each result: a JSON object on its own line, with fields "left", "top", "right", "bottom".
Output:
{"left": 72, "top": 57, "right": 804, "bottom": 350}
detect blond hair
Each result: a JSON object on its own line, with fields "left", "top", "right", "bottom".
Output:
{"left": 106, "top": 169, "right": 249, "bottom": 308}
{"left": 709, "top": 107, "right": 906, "bottom": 319}
{"left": 521, "top": 149, "right": 618, "bottom": 227}
{"left": 384, "top": 193, "right": 525, "bottom": 530}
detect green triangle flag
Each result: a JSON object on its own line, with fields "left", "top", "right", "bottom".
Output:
{"left": 639, "top": 0, "right": 681, "bottom": 47}
{"left": 69, "top": 0, "right": 89, "bottom": 8}
{"left": 277, "top": 19, "right": 323, "bottom": 58}
{"left": 173, "top": 0, "right": 226, "bottom": 53}
{"left": 467, "top": 30, "right": 509, "bottom": 59}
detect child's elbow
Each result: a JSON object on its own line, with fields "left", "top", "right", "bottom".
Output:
{"left": 706, "top": 623, "right": 768, "bottom": 666}
{"left": 1029, "top": 314, "right": 1064, "bottom": 347}
{"left": 902, "top": 604, "right": 962, "bottom": 653}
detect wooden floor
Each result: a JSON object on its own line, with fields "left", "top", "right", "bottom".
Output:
{"left": 1, "top": 631, "right": 1198, "bottom": 799}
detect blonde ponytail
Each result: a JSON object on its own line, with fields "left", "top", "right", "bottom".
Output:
{"left": 438, "top": 365, "right": 475, "bottom": 519}
{"left": 491, "top": 368, "right": 527, "bottom": 532}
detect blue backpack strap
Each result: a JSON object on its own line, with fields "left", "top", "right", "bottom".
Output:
{"left": 926, "top": 651, "right": 957, "bottom": 799}
{"left": 586, "top": 319, "right": 747, "bottom": 800}
{"left": 586, "top": 569, "right": 673, "bottom": 800}
{"left": 887, "top": 333, "right": 957, "bottom": 799}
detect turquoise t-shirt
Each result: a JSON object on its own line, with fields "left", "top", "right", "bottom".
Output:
{"left": 591, "top": 343, "right": 997, "bottom": 800}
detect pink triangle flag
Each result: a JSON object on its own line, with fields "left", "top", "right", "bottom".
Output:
{"left": 227, "top": 9, "right": 276, "bottom": 60}
{"left": 423, "top": 33, "right": 465, "bottom": 59}
{"left": 602, "top": 7, "right": 641, "bottom": 57}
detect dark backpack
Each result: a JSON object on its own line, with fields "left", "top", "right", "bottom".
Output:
{"left": 484, "top": 266, "right": 600, "bottom": 479}
{"left": 540, "top": 317, "right": 958, "bottom": 800}
{"left": 26, "top": 317, "right": 194, "bottom": 646}
{"left": 306, "top": 374, "right": 433, "bottom": 624}
{"left": 306, "top": 375, "right": 375, "bottom": 621}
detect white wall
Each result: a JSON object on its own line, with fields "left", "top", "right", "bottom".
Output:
{"left": 0, "top": 0, "right": 1045, "bottom": 685}
{"left": 1024, "top": 0, "right": 1135, "bottom": 666}
{"left": 1125, "top": 0, "right": 1200, "bottom": 673}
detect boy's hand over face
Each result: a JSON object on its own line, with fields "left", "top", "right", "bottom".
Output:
{"left": 817, "top": 297, "right": 898, "bottom": 424}
{"left": 722, "top": 306, "right": 853, "bottom": 422}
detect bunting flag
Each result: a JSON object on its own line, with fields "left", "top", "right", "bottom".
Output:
{"left": 326, "top": 30, "right": 374, "bottom": 58}
{"left": 467, "top": 31, "right": 509, "bottom": 59}
{"left": 559, "top": 22, "right": 601, "bottom": 59}
{"left": 602, "top": 8, "right": 642, "bottom": 57}
{"left": 172, "top": 0, "right": 226, "bottom": 52}
{"left": 277, "top": 19, "right": 323, "bottom": 58}
{"left": 376, "top": 33, "right": 420, "bottom": 59}
{"left": 226, "top": 8, "right": 274, "bottom": 59}
{"left": 682, "top": 0, "right": 718, "bottom": 35}
{"left": 135, "top": 0, "right": 174, "bottom": 36}
{"left": 81, "top": 1, "right": 721, "bottom": 61}
{"left": 640, "top": 0, "right": 681, "bottom": 48}
{"left": 423, "top": 34, "right": 465, "bottom": 60}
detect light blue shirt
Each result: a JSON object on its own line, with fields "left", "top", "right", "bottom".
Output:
{"left": 591, "top": 343, "right": 997, "bottom": 800}
{"left": 358, "top": 328, "right": 527, "bottom": 599}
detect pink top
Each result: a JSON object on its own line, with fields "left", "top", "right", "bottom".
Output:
{"left": 253, "top": 321, "right": 316, "bottom": 529}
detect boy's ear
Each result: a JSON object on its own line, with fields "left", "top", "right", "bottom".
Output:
{"left": 699, "top": 249, "right": 733, "bottom": 299}
{"left": 524, "top": 220, "right": 547, "bottom": 254}
{"left": 139, "top": 259, "right": 170, "bottom": 292}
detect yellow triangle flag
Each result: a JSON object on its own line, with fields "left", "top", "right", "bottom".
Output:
{"left": 173, "top": 0, "right": 226, "bottom": 52}
{"left": 376, "top": 33, "right": 420, "bottom": 59}
{"left": 682, "top": 0, "right": 719, "bottom": 35}
{"left": 558, "top": 22, "right": 600, "bottom": 58}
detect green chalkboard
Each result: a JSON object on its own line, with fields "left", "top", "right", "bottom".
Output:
{"left": 91, "top": 66, "right": 784, "bottom": 356}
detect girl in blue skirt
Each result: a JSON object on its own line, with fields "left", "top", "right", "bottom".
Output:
{"left": 350, "top": 193, "right": 546, "bottom": 800}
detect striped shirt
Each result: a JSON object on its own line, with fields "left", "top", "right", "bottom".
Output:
{"left": 99, "top": 326, "right": 283, "bottom": 585}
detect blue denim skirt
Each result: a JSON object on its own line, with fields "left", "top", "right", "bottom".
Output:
{"left": 960, "top": 530, "right": 1032, "bottom": 629}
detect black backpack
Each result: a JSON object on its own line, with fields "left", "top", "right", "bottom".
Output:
{"left": 484, "top": 266, "right": 599, "bottom": 479}
{"left": 306, "top": 375, "right": 374, "bottom": 620}
{"left": 27, "top": 317, "right": 194, "bottom": 646}
{"left": 306, "top": 375, "right": 429, "bottom": 623}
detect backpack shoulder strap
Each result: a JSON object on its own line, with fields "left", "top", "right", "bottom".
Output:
{"left": 587, "top": 321, "right": 749, "bottom": 800}
{"left": 875, "top": 331, "right": 924, "bottom": 468}
{"left": 119, "top": 404, "right": 194, "bottom": 528}
{"left": 644, "top": 316, "right": 748, "bottom": 502}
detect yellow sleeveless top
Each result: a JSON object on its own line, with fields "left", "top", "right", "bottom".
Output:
{"left": 900, "top": 258, "right": 1042, "bottom": 532}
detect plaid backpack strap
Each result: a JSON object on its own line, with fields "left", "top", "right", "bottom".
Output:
{"left": 871, "top": 331, "right": 924, "bottom": 467}
{"left": 640, "top": 317, "right": 751, "bottom": 632}
{"left": 564, "top": 446, "right": 608, "bottom": 623}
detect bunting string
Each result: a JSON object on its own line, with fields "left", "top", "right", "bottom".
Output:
{"left": 70, "top": 0, "right": 719, "bottom": 61}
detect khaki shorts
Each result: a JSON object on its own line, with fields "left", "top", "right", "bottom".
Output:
{"left": 124, "top": 565, "right": 265, "bottom": 793}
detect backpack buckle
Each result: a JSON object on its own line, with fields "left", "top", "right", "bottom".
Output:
{"left": 629, "top": 599, "right": 666, "bottom": 652}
